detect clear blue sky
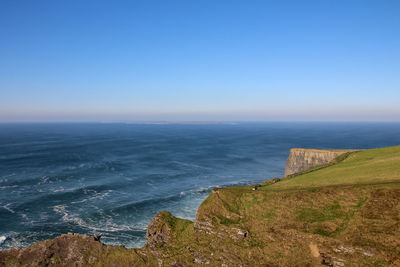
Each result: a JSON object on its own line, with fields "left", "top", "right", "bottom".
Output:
{"left": 1, "top": 0, "right": 399, "bottom": 122}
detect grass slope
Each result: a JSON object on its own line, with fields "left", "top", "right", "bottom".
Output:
{"left": 191, "top": 145, "right": 400, "bottom": 266}
{"left": 271, "top": 145, "right": 400, "bottom": 190}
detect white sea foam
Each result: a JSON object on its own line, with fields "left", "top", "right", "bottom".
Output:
{"left": 52, "top": 204, "right": 145, "bottom": 233}
{"left": 2, "top": 204, "right": 15, "bottom": 213}
{"left": 0, "top": 185, "right": 18, "bottom": 190}
{"left": 0, "top": 236, "right": 6, "bottom": 245}
{"left": 52, "top": 187, "right": 66, "bottom": 192}
{"left": 53, "top": 204, "right": 86, "bottom": 226}
{"left": 70, "top": 190, "right": 113, "bottom": 204}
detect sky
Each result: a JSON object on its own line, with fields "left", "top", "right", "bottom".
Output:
{"left": 0, "top": 0, "right": 399, "bottom": 122}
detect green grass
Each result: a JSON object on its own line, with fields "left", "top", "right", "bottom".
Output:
{"left": 286, "top": 151, "right": 354, "bottom": 178}
{"left": 157, "top": 211, "right": 194, "bottom": 241}
{"left": 296, "top": 202, "right": 344, "bottom": 223}
{"left": 215, "top": 214, "right": 240, "bottom": 225}
{"left": 268, "top": 145, "right": 400, "bottom": 190}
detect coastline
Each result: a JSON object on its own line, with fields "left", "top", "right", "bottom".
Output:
{"left": 1, "top": 146, "right": 399, "bottom": 266}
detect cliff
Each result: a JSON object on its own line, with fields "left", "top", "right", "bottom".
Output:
{"left": 1, "top": 146, "right": 400, "bottom": 266}
{"left": 284, "top": 148, "right": 359, "bottom": 177}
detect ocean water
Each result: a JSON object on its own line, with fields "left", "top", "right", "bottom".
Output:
{"left": 1, "top": 122, "right": 400, "bottom": 249}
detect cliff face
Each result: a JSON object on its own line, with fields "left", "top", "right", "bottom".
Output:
{"left": 285, "top": 148, "right": 357, "bottom": 177}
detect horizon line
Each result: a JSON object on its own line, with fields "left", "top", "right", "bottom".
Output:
{"left": 1, "top": 120, "right": 400, "bottom": 124}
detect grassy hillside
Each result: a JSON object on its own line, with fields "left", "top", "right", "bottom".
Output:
{"left": 191, "top": 145, "right": 400, "bottom": 266}
{"left": 1, "top": 146, "right": 400, "bottom": 266}
{"left": 271, "top": 146, "right": 400, "bottom": 189}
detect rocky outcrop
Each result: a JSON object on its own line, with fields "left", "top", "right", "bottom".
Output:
{"left": 284, "top": 148, "right": 358, "bottom": 177}
{"left": 0, "top": 233, "right": 157, "bottom": 266}
{"left": 146, "top": 211, "right": 173, "bottom": 248}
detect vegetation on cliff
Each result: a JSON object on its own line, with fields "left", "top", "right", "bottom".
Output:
{"left": 1, "top": 146, "right": 399, "bottom": 266}
{"left": 284, "top": 148, "right": 358, "bottom": 177}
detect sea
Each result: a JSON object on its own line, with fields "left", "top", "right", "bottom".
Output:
{"left": 1, "top": 122, "right": 400, "bottom": 249}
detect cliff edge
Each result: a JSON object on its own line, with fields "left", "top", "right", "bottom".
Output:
{"left": 285, "top": 148, "right": 359, "bottom": 177}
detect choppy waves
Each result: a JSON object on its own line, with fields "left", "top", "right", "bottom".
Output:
{"left": 1, "top": 180, "right": 255, "bottom": 249}
{"left": 2, "top": 122, "right": 398, "bottom": 250}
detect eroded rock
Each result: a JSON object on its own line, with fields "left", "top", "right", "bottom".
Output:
{"left": 285, "top": 148, "right": 357, "bottom": 176}
{"left": 146, "top": 211, "right": 174, "bottom": 248}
